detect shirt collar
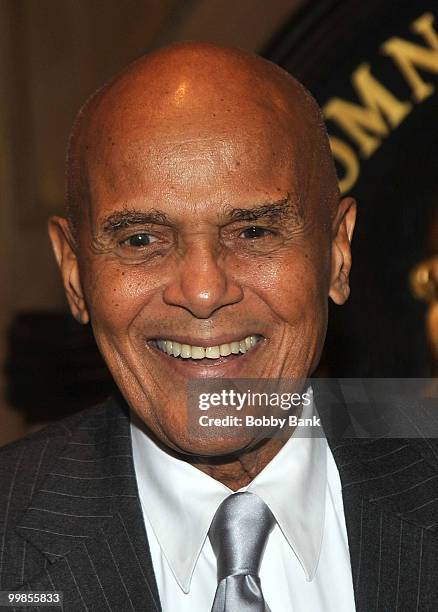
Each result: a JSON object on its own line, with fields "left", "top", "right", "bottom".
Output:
{"left": 130, "top": 387, "right": 326, "bottom": 592}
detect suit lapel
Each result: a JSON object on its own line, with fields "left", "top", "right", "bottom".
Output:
{"left": 315, "top": 381, "right": 438, "bottom": 611}
{"left": 15, "top": 397, "right": 161, "bottom": 612}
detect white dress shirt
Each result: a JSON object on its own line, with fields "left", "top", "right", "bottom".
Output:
{"left": 130, "top": 392, "right": 356, "bottom": 611}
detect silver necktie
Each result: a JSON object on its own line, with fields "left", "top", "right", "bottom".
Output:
{"left": 209, "top": 492, "right": 275, "bottom": 612}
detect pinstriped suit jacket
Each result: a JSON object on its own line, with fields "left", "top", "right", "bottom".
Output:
{"left": 1, "top": 394, "right": 438, "bottom": 611}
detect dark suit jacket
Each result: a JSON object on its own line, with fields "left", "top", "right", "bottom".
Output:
{"left": 1, "top": 394, "right": 438, "bottom": 611}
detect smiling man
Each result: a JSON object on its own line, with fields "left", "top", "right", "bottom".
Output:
{"left": 51, "top": 41, "right": 355, "bottom": 476}
{"left": 1, "top": 42, "right": 437, "bottom": 612}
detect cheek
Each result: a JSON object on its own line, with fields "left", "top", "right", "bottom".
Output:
{"left": 80, "top": 260, "right": 158, "bottom": 337}
{"left": 251, "top": 251, "right": 328, "bottom": 326}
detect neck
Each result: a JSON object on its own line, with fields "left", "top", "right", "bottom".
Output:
{"left": 186, "top": 437, "right": 288, "bottom": 490}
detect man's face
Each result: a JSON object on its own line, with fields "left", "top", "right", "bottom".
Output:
{"left": 50, "top": 93, "right": 354, "bottom": 457}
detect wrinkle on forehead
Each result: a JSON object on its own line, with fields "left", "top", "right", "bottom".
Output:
{"left": 66, "top": 42, "right": 339, "bottom": 233}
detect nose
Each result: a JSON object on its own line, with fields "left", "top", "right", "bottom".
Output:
{"left": 162, "top": 242, "right": 243, "bottom": 318}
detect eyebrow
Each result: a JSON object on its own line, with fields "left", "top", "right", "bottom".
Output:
{"left": 99, "top": 195, "right": 302, "bottom": 235}
{"left": 101, "top": 209, "right": 171, "bottom": 234}
{"left": 225, "top": 196, "right": 303, "bottom": 224}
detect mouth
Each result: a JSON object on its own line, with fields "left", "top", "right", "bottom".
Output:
{"left": 147, "top": 334, "right": 265, "bottom": 374}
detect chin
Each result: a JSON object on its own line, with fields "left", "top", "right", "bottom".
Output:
{"left": 164, "top": 430, "right": 258, "bottom": 459}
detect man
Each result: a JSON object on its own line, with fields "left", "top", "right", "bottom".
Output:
{"left": 0, "top": 42, "right": 437, "bottom": 611}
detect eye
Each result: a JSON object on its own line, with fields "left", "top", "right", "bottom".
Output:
{"left": 120, "top": 233, "right": 157, "bottom": 247}
{"left": 239, "top": 226, "right": 274, "bottom": 239}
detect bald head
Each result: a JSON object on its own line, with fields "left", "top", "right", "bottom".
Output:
{"left": 66, "top": 42, "right": 339, "bottom": 234}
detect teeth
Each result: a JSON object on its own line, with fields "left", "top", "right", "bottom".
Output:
{"left": 181, "top": 344, "right": 191, "bottom": 359}
{"left": 231, "top": 341, "right": 240, "bottom": 354}
{"left": 206, "top": 346, "right": 220, "bottom": 359}
{"left": 153, "top": 335, "right": 261, "bottom": 360}
{"left": 219, "top": 344, "right": 231, "bottom": 357}
{"left": 191, "top": 346, "right": 205, "bottom": 359}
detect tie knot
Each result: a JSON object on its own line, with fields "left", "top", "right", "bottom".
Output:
{"left": 209, "top": 492, "right": 275, "bottom": 581}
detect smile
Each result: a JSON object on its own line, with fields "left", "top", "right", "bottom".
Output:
{"left": 150, "top": 335, "right": 263, "bottom": 360}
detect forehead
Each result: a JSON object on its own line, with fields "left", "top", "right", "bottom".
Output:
{"left": 84, "top": 92, "right": 310, "bottom": 222}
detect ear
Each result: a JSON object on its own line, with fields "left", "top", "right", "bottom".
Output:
{"left": 329, "top": 196, "right": 357, "bottom": 305}
{"left": 48, "top": 217, "right": 90, "bottom": 324}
